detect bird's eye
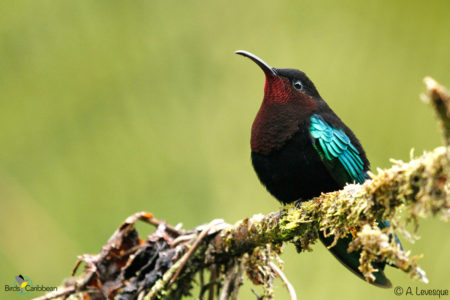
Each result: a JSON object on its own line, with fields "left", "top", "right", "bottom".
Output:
{"left": 293, "top": 80, "right": 303, "bottom": 91}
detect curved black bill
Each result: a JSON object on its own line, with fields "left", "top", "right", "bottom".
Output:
{"left": 235, "top": 50, "right": 278, "bottom": 76}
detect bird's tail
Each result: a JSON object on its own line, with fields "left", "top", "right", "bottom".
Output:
{"left": 319, "top": 231, "right": 392, "bottom": 288}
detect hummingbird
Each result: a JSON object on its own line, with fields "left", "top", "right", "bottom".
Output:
{"left": 236, "top": 50, "right": 400, "bottom": 288}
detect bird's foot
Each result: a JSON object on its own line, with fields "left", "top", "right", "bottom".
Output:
{"left": 294, "top": 198, "right": 305, "bottom": 209}
{"left": 278, "top": 198, "right": 305, "bottom": 219}
{"left": 278, "top": 209, "right": 287, "bottom": 219}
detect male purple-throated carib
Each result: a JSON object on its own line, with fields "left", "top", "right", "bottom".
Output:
{"left": 236, "top": 50, "right": 401, "bottom": 288}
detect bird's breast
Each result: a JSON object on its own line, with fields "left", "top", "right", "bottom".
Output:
{"left": 251, "top": 103, "right": 309, "bottom": 155}
{"left": 251, "top": 123, "right": 340, "bottom": 203}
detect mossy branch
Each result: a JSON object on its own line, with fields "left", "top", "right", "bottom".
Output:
{"left": 423, "top": 77, "right": 450, "bottom": 147}
{"left": 35, "top": 78, "right": 449, "bottom": 300}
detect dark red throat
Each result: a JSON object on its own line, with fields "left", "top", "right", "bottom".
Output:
{"left": 252, "top": 78, "right": 317, "bottom": 154}
{"left": 264, "top": 76, "right": 291, "bottom": 104}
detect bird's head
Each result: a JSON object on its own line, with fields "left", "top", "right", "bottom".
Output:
{"left": 235, "top": 50, "right": 321, "bottom": 105}
{"left": 236, "top": 50, "right": 325, "bottom": 154}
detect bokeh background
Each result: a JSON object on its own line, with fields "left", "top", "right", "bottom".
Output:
{"left": 0, "top": 1, "right": 448, "bottom": 299}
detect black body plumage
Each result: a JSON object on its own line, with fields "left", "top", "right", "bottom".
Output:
{"left": 252, "top": 108, "right": 369, "bottom": 203}
{"left": 252, "top": 119, "right": 340, "bottom": 203}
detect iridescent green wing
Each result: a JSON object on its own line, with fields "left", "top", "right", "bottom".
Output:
{"left": 309, "top": 114, "right": 366, "bottom": 186}
{"left": 310, "top": 114, "right": 394, "bottom": 287}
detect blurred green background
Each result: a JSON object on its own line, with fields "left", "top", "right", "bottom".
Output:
{"left": 0, "top": 0, "right": 448, "bottom": 299}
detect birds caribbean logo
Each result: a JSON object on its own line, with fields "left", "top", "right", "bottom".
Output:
{"left": 15, "top": 274, "right": 32, "bottom": 295}
{"left": 235, "top": 50, "right": 402, "bottom": 288}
